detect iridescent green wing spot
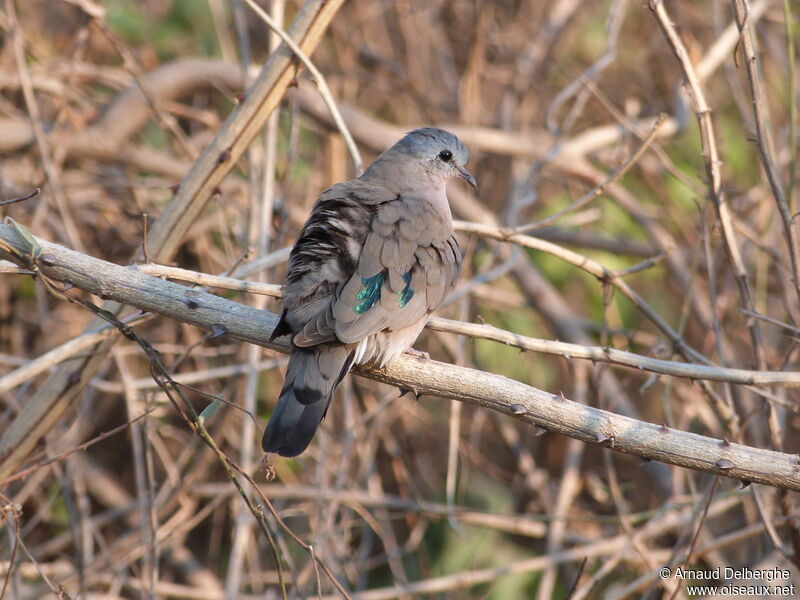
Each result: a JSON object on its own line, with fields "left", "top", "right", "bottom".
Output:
{"left": 399, "top": 271, "right": 414, "bottom": 308}
{"left": 354, "top": 271, "right": 414, "bottom": 314}
{"left": 354, "top": 273, "right": 384, "bottom": 314}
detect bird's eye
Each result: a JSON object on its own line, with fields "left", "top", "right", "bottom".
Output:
{"left": 438, "top": 149, "right": 453, "bottom": 162}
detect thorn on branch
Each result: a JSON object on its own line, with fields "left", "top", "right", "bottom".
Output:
{"left": 398, "top": 387, "right": 420, "bottom": 400}
{"left": 210, "top": 324, "right": 228, "bottom": 339}
{"left": 594, "top": 432, "right": 615, "bottom": 447}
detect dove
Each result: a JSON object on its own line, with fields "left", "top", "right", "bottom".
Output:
{"left": 262, "top": 127, "right": 476, "bottom": 457}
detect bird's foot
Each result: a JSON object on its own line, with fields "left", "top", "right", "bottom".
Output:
{"left": 405, "top": 347, "right": 430, "bottom": 361}
{"left": 259, "top": 452, "right": 278, "bottom": 482}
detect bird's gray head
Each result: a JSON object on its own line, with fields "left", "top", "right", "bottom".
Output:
{"left": 395, "top": 128, "right": 477, "bottom": 190}
{"left": 364, "top": 127, "right": 477, "bottom": 191}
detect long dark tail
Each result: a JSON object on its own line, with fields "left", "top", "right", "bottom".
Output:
{"left": 261, "top": 345, "right": 355, "bottom": 457}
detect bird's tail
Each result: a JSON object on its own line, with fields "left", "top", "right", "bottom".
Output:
{"left": 261, "top": 345, "right": 355, "bottom": 457}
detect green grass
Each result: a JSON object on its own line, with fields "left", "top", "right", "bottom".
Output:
{"left": 106, "top": 0, "right": 220, "bottom": 59}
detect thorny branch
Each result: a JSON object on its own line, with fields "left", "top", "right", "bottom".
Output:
{"left": 1, "top": 225, "right": 799, "bottom": 493}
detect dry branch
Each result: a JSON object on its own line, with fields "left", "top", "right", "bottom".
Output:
{"left": 651, "top": 0, "right": 765, "bottom": 368}
{"left": 2, "top": 224, "right": 800, "bottom": 492}
{"left": 730, "top": 0, "right": 800, "bottom": 302}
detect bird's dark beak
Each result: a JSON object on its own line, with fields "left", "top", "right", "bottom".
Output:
{"left": 456, "top": 166, "right": 478, "bottom": 191}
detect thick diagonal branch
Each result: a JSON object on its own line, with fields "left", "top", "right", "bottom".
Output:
{"left": 2, "top": 225, "right": 799, "bottom": 492}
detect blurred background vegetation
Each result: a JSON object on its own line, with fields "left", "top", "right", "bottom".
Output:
{"left": 1, "top": 0, "right": 799, "bottom": 598}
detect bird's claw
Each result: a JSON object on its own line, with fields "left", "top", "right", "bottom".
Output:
{"left": 260, "top": 452, "right": 278, "bottom": 482}
{"left": 405, "top": 347, "right": 430, "bottom": 360}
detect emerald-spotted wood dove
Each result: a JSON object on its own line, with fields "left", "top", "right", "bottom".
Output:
{"left": 262, "top": 128, "right": 476, "bottom": 457}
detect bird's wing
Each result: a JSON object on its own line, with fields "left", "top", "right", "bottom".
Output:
{"left": 291, "top": 192, "right": 461, "bottom": 347}
{"left": 272, "top": 183, "right": 373, "bottom": 344}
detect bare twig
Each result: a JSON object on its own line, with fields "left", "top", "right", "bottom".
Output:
{"left": 453, "top": 220, "right": 707, "bottom": 365}
{"left": 0, "top": 188, "right": 39, "bottom": 207}
{"left": 651, "top": 0, "right": 765, "bottom": 368}
{"left": 730, "top": 0, "right": 800, "bottom": 303}
{"left": 241, "top": 0, "right": 362, "bottom": 175}
{"left": 4, "top": 0, "right": 84, "bottom": 252}
{"left": 0, "top": 410, "right": 155, "bottom": 486}
{"left": 426, "top": 316, "right": 800, "bottom": 389}
{"left": 512, "top": 114, "right": 667, "bottom": 235}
